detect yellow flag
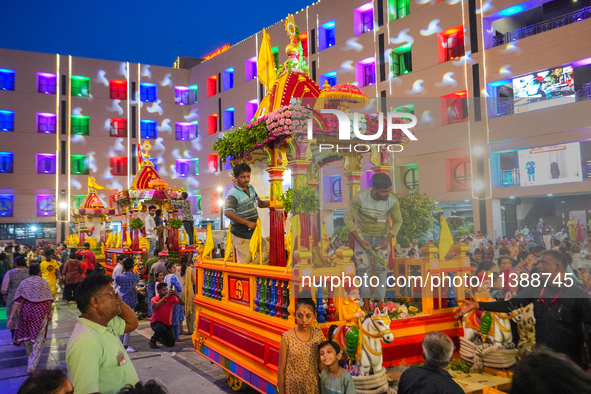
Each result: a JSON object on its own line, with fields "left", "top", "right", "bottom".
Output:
{"left": 203, "top": 223, "right": 214, "bottom": 258}
{"left": 291, "top": 214, "right": 301, "bottom": 250}
{"left": 123, "top": 231, "right": 132, "bottom": 248}
{"left": 320, "top": 223, "right": 330, "bottom": 254}
{"left": 257, "top": 29, "right": 276, "bottom": 90}
{"left": 249, "top": 219, "right": 262, "bottom": 262}
{"left": 224, "top": 224, "right": 233, "bottom": 262}
{"left": 438, "top": 214, "right": 454, "bottom": 262}
{"left": 285, "top": 225, "right": 292, "bottom": 267}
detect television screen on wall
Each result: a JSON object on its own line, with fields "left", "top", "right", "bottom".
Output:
{"left": 512, "top": 66, "right": 575, "bottom": 114}
{"left": 517, "top": 142, "right": 582, "bottom": 187}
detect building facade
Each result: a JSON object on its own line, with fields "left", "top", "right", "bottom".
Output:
{"left": 1, "top": 0, "right": 590, "bottom": 244}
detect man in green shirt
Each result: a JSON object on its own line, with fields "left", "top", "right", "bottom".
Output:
{"left": 344, "top": 173, "right": 402, "bottom": 312}
{"left": 66, "top": 274, "right": 139, "bottom": 394}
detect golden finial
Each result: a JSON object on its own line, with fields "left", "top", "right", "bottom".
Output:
{"left": 323, "top": 80, "right": 331, "bottom": 90}
{"left": 141, "top": 140, "right": 152, "bottom": 159}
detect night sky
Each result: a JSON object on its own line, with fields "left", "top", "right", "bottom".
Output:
{"left": 0, "top": 0, "right": 315, "bottom": 67}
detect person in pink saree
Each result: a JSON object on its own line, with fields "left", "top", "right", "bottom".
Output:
{"left": 6, "top": 263, "right": 54, "bottom": 374}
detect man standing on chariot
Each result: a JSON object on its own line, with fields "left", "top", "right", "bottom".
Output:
{"left": 344, "top": 173, "right": 402, "bottom": 312}
{"left": 224, "top": 163, "right": 270, "bottom": 264}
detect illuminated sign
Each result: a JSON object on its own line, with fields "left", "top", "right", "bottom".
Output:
{"left": 203, "top": 44, "right": 232, "bottom": 60}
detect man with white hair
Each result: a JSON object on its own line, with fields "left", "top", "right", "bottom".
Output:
{"left": 397, "top": 332, "right": 463, "bottom": 394}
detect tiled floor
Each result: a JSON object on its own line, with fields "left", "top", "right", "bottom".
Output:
{"left": 0, "top": 299, "right": 256, "bottom": 393}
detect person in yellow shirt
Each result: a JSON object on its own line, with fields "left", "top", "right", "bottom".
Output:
{"left": 40, "top": 249, "right": 60, "bottom": 298}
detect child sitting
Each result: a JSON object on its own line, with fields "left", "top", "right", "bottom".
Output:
{"left": 318, "top": 340, "right": 356, "bottom": 394}
{"left": 277, "top": 290, "right": 325, "bottom": 394}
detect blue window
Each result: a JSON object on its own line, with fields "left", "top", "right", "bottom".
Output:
{"left": 320, "top": 71, "right": 337, "bottom": 88}
{"left": 141, "top": 120, "right": 158, "bottom": 139}
{"left": 0, "top": 152, "right": 14, "bottom": 173}
{"left": 37, "top": 73, "right": 57, "bottom": 94}
{"left": 140, "top": 83, "right": 157, "bottom": 102}
{"left": 223, "top": 68, "right": 234, "bottom": 91}
{"left": 0, "top": 69, "right": 15, "bottom": 91}
{"left": 175, "top": 86, "right": 189, "bottom": 105}
{"left": 223, "top": 108, "right": 235, "bottom": 130}
{"left": 0, "top": 195, "right": 14, "bottom": 217}
{"left": 0, "top": 110, "right": 15, "bottom": 132}
{"left": 319, "top": 21, "right": 336, "bottom": 51}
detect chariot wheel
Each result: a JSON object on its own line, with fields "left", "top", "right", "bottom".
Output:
{"left": 225, "top": 371, "right": 246, "bottom": 391}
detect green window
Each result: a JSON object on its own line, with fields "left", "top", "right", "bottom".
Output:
{"left": 391, "top": 45, "right": 412, "bottom": 77}
{"left": 271, "top": 46, "right": 279, "bottom": 70}
{"left": 196, "top": 195, "right": 202, "bottom": 214}
{"left": 388, "top": 0, "right": 409, "bottom": 21}
{"left": 193, "top": 158, "right": 199, "bottom": 175}
{"left": 71, "top": 115, "right": 90, "bottom": 135}
{"left": 190, "top": 85, "right": 198, "bottom": 103}
{"left": 71, "top": 155, "right": 89, "bottom": 175}
{"left": 72, "top": 195, "right": 85, "bottom": 208}
{"left": 71, "top": 76, "right": 90, "bottom": 97}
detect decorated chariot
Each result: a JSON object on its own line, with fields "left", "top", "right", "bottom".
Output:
{"left": 104, "top": 141, "right": 196, "bottom": 275}
{"left": 189, "top": 15, "right": 518, "bottom": 394}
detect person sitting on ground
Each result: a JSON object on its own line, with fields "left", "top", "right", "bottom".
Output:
{"left": 149, "top": 282, "right": 185, "bottom": 349}
{"left": 17, "top": 368, "right": 74, "bottom": 394}
{"left": 115, "top": 258, "right": 139, "bottom": 353}
{"left": 511, "top": 347, "right": 591, "bottom": 394}
{"left": 66, "top": 274, "right": 139, "bottom": 394}
{"left": 147, "top": 250, "right": 168, "bottom": 318}
{"left": 117, "top": 380, "right": 168, "bottom": 394}
{"left": 397, "top": 332, "right": 463, "bottom": 394}
{"left": 318, "top": 340, "right": 355, "bottom": 394}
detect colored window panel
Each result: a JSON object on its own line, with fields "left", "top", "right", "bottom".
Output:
{"left": 362, "top": 11, "right": 373, "bottom": 33}
{"left": 109, "top": 80, "right": 127, "bottom": 100}
{"left": 37, "top": 113, "right": 57, "bottom": 134}
{"left": 37, "top": 73, "right": 57, "bottom": 94}
{"left": 388, "top": 0, "right": 409, "bottom": 21}
{"left": 0, "top": 195, "right": 14, "bottom": 217}
{"left": 245, "top": 57, "right": 257, "bottom": 81}
{"left": 0, "top": 110, "right": 15, "bottom": 132}
{"left": 175, "top": 86, "right": 190, "bottom": 105}
{"left": 71, "top": 115, "right": 90, "bottom": 135}
{"left": 319, "top": 22, "right": 336, "bottom": 50}
{"left": 140, "top": 120, "right": 158, "bottom": 139}
{"left": 110, "top": 118, "right": 127, "bottom": 137}
{"left": 364, "top": 64, "right": 376, "bottom": 86}
{"left": 36, "top": 195, "right": 55, "bottom": 217}
{"left": 0, "top": 69, "right": 15, "bottom": 91}
{"left": 36, "top": 154, "right": 57, "bottom": 174}
{"left": 391, "top": 46, "right": 412, "bottom": 76}
{"left": 176, "top": 160, "right": 191, "bottom": 177}
{"left": 223, "top": 108, "right": 234, "bottom": 130}
{"left": 190, "top": 85, "right": 198, "bottom": 103}
{"left": 71, "top": 76, "right": 90, "bottom": 97}
{"left": 175, "top": 122, "right": 195, "bottom": 141}
{"left": 110, "top": 157, "right": 128, "bottom": 176}
{"left": 223, "top": 68, "right": 234, "bottom": 91}
{"left": 207, "top": 76, "right": 217, "bottom": 97}
{"left": 319, "top": 71, "right": 337, "bottom": 88}
{"left": 140, "top": 83, "right": 157, "bottom": 102}
{"left": 71, "top": 155, "right": 89, "bottom": 175}
{"left": 0, "top": 152, "right": 14, "bottom": 173}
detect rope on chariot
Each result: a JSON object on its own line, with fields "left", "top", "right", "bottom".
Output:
{"left": 351, "top": 368, "right": 391, "bottom": 394}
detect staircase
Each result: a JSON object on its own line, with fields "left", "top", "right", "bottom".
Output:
{"left": 520, "top": 198, "right": 557, "bottom": 230}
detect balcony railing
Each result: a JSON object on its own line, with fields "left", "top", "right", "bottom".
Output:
{"left": 495, "top": 83, "right": 591, "bottom": 117}
{"left": 492, "top": 6, "right": 591, "bottom": 47}
{"left": 501, "top": 168, "right": 520, "bottom": 187}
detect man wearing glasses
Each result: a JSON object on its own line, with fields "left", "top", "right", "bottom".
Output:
{"left": 66, "top": 275, "right": 139, "bottom": 394}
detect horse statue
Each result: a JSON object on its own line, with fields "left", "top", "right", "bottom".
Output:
{"left": 331, "top": 307, "right": 394, "bottom": 376}
{"left": 460, "top": 307, "right": 521, "bottom": 370}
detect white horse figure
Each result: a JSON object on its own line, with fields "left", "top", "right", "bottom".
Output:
{"left": 358, "top": 308, "right": 394, "bottom": 376}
